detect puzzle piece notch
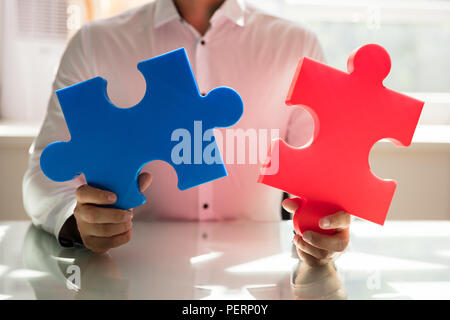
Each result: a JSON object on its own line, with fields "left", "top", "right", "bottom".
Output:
{"left": 41, "top": 48, "right": 243, "bottom": 209}
{"left": 259, "top": 44, "right": 424, "bottom": 235}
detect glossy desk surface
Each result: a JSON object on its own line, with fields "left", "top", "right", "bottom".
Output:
{"left": 0, "top": 220, "right": 449, "bottom": 300}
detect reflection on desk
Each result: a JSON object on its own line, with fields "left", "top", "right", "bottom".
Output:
{"left": 0, "top": 221, "right": 345, "bottom": 300}
{"left": 0, "top": 220, "right": 449, "bottom": 299}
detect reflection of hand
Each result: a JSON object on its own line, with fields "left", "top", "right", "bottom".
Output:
{"left": 283, "top": 199, "right": 350, "bottom": 266}
{"left": 292, "top": 261, "right": 347, "bottom": 300}
{"left": 72, "top": 252, "right": 129, "bottom": 300}
{"left": 22, "top": 225, "right": 130, "bottom": 299}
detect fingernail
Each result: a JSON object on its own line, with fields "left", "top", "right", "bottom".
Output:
{"left": 283, "top": 198, "right": 300, "bottom": 212}
{"left": 108, "top": 193, "right": 117, "bottom": 202}
{"left": 320, "top": 218, "right": 330, "bottom": 228}
{"left": 303, "top": 231, "right": 312, "bottom": 243}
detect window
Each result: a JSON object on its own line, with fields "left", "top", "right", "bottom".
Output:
{"left": 67, "top": 0, "right": 154, "bottom": 36}
{"left": 250, "top": 0, "right": 450, "bottom": 125}
{"left": 0, "top": 0, "right": 153, "bottom": 123}
{"left": 1, "top": 0, "right": 448, "bottom": 127}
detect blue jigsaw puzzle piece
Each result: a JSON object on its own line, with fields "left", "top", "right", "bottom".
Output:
{"left": 40, "top": 48, "right": 243, "bottom": 209}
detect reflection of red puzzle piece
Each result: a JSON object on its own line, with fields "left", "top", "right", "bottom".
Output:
{"left": 259, "top": 44, "right": 424, "bottom": 235}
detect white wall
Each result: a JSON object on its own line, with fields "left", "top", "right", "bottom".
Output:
{"left": 370, "top": 141, "right": 450, "bottom": 221}
{"left": 0, "top": 134, "right": 34, "bottom": 220}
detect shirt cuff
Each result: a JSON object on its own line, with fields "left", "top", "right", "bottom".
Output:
{"left": 53, "top": 198, "right": 78, "bottom": 247}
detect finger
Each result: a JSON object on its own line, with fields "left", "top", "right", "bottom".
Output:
{"left": 296, "top": 249, "right": 324, "bottom": 267}
{"left": 294, "top": 235, "right": 331, "bottom": 260}
{"left": 84, "top": 230, "right": 133, "bottom": 254}
{"left": 282, "top": 197, "right": 304, "bottom": 214}
{"left": 302, "top": 229, "right": 350, "bottom": 252}
{"left": 81, "top": 221, "right": 132, "bottom": 238}
{"left": 319, "top": 211, "right": 351, "bottom": 230}
{"left": 138, "top": 172, "right": 152, "bottom": 192}
{"left": 76, "top": 184, "right": 117, "bottom": 205}
{"left": 75, "top": 204, "right": 133, "bottom": 224}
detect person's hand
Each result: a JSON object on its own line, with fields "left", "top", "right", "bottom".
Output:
{"left": 283, "top": 198, "right": 351, "bottom": 267}
{"left": 72, "top": 172, "right": 152, "bottom": 253}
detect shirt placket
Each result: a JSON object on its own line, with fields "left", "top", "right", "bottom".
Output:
{"left": 195, "top": 29, "right": 215, "bottom": 221}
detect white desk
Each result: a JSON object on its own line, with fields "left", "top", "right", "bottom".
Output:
{"left": 0, "top": 220, "right": 449, "bottom": 300}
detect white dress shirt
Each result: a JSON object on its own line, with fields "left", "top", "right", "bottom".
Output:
{"left": 23, "top": 0, "right": 325, "bottom": 242}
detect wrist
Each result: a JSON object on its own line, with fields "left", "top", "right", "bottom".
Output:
{"left": 58, "top": 214, "right": 83, "bottom": 247}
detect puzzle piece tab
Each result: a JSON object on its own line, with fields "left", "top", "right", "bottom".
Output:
{"left": 40, "top": 48, "right": 243, "bottom": 209}
{"left": 259, "top": 44, "right": 424, "bottom": 235}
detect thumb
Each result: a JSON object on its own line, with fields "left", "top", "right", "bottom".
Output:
{"left": 138, "top": 172, "right": 152, "bottom": 192}
{"left": 282, "top": 197, "right": 304, "bottom": 214}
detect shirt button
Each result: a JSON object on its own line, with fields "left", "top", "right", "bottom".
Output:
{"left": 203, "top": 203, "right": 209, "bottom": 209}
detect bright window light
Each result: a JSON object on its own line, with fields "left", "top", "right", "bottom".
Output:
{"left": 0, "top": 226, "right": 10, "bottom": 243}
{"left": 435, "top": 250, "right": 450, "bottom": 258}
{"left": 50, "top": 255, "right": 76, "bottom": 264}
{"left": 225, "top": 253, "right": 298, "bottom": 273}
{"left": 350, "top": 221, "right": 450, "bottom": 238}
{"left": 387, "top": 281, "right": 450, "bottom": 299}
{"left": 0, "top": 265, "right": 9, "bottom": 278}
{"left": 196, "top": 284, "right": 276, "bottom": 300}
{"left": 7, "top": 269, "right": 49, "bottom": 279}
{"left": 190, "top": 252, "right": 223, "bottom": 265}
{"left": 335, "top": 251, "right": 448, "bottom": 271}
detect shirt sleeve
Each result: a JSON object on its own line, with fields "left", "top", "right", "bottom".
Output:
{"left": 22, "top": 26, "right": 94, "bottom": 244}
{"left": 286, "top": 31, "right": 326, "bottom": 147}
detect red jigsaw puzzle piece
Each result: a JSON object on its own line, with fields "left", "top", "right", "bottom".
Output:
{"left": 259, "top": 44, "right": 424, "bottom": 235}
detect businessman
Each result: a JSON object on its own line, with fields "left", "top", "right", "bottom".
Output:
{"left": 23, "top": 0, "right": 350, "bottom": 266}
